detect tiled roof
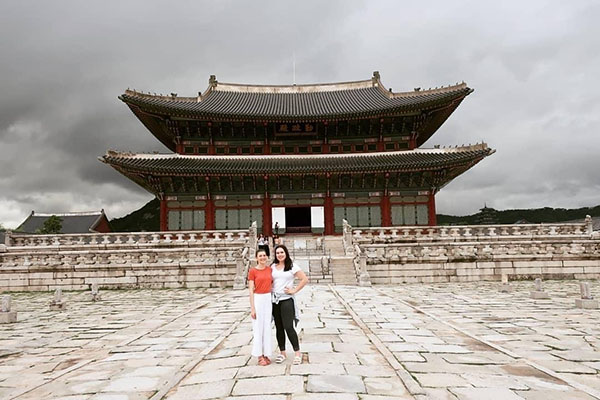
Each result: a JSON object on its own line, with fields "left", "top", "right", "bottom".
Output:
{"left": 120, "top": 73, "right": 472, "bottom": 120}
{"left": 101, "top": 144, "right": 493, "bottom": 176}
{"left": 15, "top": 211, "right": 108, "bottom": 234}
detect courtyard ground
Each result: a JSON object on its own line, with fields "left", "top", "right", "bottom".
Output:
{"left": 0, "top": 281, "right": 598, "bottom": 399}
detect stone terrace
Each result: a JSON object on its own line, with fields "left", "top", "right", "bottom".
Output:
{"left": 0, "top": 282, "right": 598, "bottom": 399}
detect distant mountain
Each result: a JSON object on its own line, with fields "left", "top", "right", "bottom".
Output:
{"left": 109, "top": 199, "right": 600, "bottom": 231}
{"left": 110, "top": 198, "right": 160, "bottom": 232}
{"left": 438, "top": 205, "right": 600, "bottom": 225}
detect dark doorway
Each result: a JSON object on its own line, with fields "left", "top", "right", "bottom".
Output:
{"left": 285, "top": 207, "right": 311, "bottom": 233}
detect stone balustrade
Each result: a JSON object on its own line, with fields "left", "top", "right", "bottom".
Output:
{"left": 4, "top": 229, "right": 249, "bottom": 250}
{"left": 359, "top": 238, "right": 600, "bottom": 284}
{"left": 0, "top": 226, "right": 256, "bottom": 292}
{"left": 0, "top": 246, "right": 247, "bottom": 292}
{"left": 347, "top": 216, "right": 599, "bottom": 285}
{"left": 352, "top": 218, "right": 594, "bottom": 246}
{"left": 360, "top": 239, "right": 600, "bottom": 263}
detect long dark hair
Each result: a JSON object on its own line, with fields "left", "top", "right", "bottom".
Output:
{"left": 273, "top": 244, "right": 293, "bottom": 271}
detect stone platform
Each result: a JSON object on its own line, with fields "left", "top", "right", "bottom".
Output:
{"left": 0, "top": 281, "right": 598, "bottom": 399}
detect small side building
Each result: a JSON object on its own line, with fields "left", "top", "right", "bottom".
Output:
{"left": 16, "top": 210, "right": 111, "bottom": 234}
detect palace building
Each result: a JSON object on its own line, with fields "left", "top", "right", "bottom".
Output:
{"left": 101, "top": 72, "right": 493, "bottom": 235}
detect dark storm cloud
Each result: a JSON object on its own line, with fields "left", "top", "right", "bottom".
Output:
{"left": 1, "top": 0, "right": 599, "bottom": 227}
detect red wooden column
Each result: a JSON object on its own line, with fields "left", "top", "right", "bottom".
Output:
{"left": 428, "top": 191, "right": 437, "bottom": 226}
{"left": 159, "top": 199, "right": 168, "bottom": 231}
{"left": 324, "top": 195, "right": 334, "bottom": 235}
{"left": 381, "top": 194, "right": 391, "bottom": 226}
{"left": 408, "top": 131, "right": 417, "bottom": 150}
{"left": 205, "top": 198, "right": 215, "bottom": 230}
{"left": 262, "top": 196, "right": 272, "bottom": 237}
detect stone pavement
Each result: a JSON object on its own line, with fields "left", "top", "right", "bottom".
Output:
{"left": 0, "top": 281, "right": 597, "bottom": 399}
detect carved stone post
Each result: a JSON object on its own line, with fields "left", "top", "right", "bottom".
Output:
{"left": 343, "top": 219, "right": 354, "bottom": 255}
{"left": 585, "top": 215, "right": 593, "bottom": 236}
{"left": 90, "top": 283, "right": 101, "bottom": 302}
{"left": 575, "top": 281, "right": 598, "bottom": 309}
{"left": 4, "top": 230, "right": 11, "bottom": 246}
{"left": 50, "top": 288, "right": 66, "bottom": 310}
{"left": 248, "top": 221, "right": 257, "bottom": 259}
{"left": 233, "top": 259, "right": 247, "bottom": 290}
{"left": 0, "top": 295, "right": 17, "bottom": 323}
{"left": 530, "top": 278, "right": 550, "bottom": 299}
{"left": 499, "top": 273, "right": 512, "bottom": 293}
{"left": 233, "top": 247, "right": 249, "bottom": 290}
{"left": 358, "top": 254, "right": 371, "bottom": 287}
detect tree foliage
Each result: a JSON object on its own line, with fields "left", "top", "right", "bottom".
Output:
{"left": 109, "top": 198, "right": 160, "bottom": 232}
{"left": 37, "top": 215, "right": 63, "bottom": 234}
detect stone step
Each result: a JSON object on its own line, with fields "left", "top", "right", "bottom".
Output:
{"left": 329, "top": 255, "right": 358, "bottom": 285}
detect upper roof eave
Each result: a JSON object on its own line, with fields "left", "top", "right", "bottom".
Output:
{"left": 120, "top": 72, "right": 472, "bottom": 121}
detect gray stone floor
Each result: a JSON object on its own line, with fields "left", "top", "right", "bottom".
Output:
{"left": 0, "top": 281, "right": 598, "bottom": 399}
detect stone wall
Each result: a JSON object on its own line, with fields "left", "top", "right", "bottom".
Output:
{"left": 347, "top": 217, "right": 600, "bottom": 284}
{"left": 0, "top": 228, "right": 255, "bottom": 292}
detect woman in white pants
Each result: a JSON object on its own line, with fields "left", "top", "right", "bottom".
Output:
{"left": 248, "top": 248, "right": 273, "bottom": 366}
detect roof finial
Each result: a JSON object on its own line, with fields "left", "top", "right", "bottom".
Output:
{"left": 372, "top": 70, "right": 380, "bottom": 81}
{"left": 209, "top": 75, "right": 218, "bottom": 87}
{"left": 293, "top": 51, "right": 296, "bottom": 85}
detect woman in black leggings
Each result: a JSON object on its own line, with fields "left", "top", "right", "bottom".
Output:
{"left": 271, "top": 244, "right": 308, "bottom": 364}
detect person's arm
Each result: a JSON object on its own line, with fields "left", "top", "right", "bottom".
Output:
{"left": 249, "top": 279, "right": 256, "bottom": 319}
{"left": 285, "top": 270, "right": 308, "bottom": 295}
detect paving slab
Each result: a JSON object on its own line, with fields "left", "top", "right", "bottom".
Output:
{"left": 1, "top": 281, "right": 598, "bottom": 399}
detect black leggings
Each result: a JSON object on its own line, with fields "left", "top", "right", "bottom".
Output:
{"left": 272, "top": 298, "right": 299, "bottom": 352}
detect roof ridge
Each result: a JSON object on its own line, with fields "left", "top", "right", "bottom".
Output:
{"left": 32, "top": 211, "right": 104, "bottom": 217}
{"left": 122, "top": 72, "right": 470, "bottom": 101}
{"left": 212, "top": 79, "right": 375, "bottom": 94}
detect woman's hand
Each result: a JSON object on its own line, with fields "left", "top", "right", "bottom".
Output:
{"left": 251, "top": 308, "right": 256, "bottom": 319}
{"left": 284, "top": 286, "right": 296, "bottom": 295}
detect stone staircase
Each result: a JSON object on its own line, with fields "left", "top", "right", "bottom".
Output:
{"left": 282, "top": 235, "right": 357, "bottom": 285}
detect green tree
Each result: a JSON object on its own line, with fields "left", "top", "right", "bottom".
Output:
{"left": 37, "top": 215, "right": 63, "bottom": 234}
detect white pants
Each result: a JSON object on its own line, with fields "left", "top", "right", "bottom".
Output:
{"left": 251, "top": 293, "right": 273, "bottom": 357}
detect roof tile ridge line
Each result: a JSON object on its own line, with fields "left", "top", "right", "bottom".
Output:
{"left": 123, "top": 89, "right": 200, "bottom": 103}
{"left": 103, "top": 150, "right": 174, "bottom": 158}
{"left": 418, "top": 143, "right": 490, "bottom": 153}
{"left": 34, "top": 211, "right": 103, "bottom": 217}
{"left": 160, "top": 148, "right": 483, "bottom": 160}
{"left": 389, "top": 82, "right": 470, "bottom": 98}
{"left": 211, "top": 78, "right": 375, "bottom": 94}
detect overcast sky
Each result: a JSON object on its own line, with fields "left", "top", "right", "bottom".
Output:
{"left": 1, "top": 1, "right": 599, "bottom": 228}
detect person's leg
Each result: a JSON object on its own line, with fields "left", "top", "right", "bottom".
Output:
{"left": 280, "top": 299, "right": 300, "bottom": 352}
{"left": 262, "top": 298, "right": 273, "bottom": 359}
{"left": 272, "top": 302, "right": 286, "bottom": 353}
{"left": 251, "top": 295, "right": 263, "bottom": 358}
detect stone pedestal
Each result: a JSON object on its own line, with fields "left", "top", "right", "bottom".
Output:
{"left": 0, "top": 311, "right": 17, "bottom": 323}
{"left": 500, "top": 284, "right": 512, "bottom": 293}
{"left": 575, "top": 299, "right": 599, "bottom": 309}
{"left": 358, "top": 273, "right": 372, "bottom": 287}
{"left": 530, "top": 291, "right": 550, "bottom": 299}
{"left": 49, "top": 302, "right": 66, "bottom": 311}
{"left": 233, "top": 276, "right": 246, "bottom": 290}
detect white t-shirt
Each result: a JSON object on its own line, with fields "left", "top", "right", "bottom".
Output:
{"left": 271, "top": 263, "right": 301, "bottom": 301}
